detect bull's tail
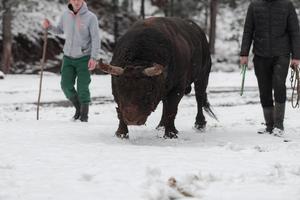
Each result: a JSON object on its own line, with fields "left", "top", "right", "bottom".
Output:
{"left": 203, "top": 93, "right": 218, "bottom": 121}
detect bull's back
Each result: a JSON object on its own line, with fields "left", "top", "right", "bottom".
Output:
{"left": 112, "top": 17, "right": 211, "bottom": 88}
{"left": 147, "top": 17, "right": 211, "bottom": 83}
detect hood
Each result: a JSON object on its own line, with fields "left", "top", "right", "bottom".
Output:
{"left": 68, "top": 1, "right": 88, "bottom": 15}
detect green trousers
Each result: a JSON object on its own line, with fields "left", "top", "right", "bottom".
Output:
{"left": 61, "top": 55, "right": 91, "bottom": 104}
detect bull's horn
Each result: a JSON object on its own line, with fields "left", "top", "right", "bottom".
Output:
{"left": 97, "top": 59, "right": 124, "bottom": 76}
{"left": 143, "top": 63, "right": 164, "bottom": 77}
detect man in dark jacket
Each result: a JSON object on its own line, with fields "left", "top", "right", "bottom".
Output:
{"left": 240, "top": 0, "right": 300, "bottom": 136}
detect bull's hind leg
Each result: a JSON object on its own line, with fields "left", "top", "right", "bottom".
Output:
{"left": 194, "top": 80, "right": 208, "bottom": 131}
{"left": 159, "top": 87, "right": 184, "bottom": 139}
{"left": 115, "top": 107, "right": 129, "bottom": 139}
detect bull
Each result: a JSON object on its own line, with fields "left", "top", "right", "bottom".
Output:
{"left": 99, "top": 17, "right": 216, "bottom": 139}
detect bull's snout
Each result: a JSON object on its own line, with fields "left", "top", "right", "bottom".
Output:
{"left": 122, "top": 105, "right": 147, "bottom": 125}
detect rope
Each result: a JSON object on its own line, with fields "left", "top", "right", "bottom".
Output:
{"left": 290, "top": 65, "right": 300, "bottom": 108}
{"left": 240, "top": 64, "right": 247, "bottom": 96}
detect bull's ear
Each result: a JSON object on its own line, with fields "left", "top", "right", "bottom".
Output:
{"left": 97, "top": 59, "right": 124, "bottom": 76}
{"left": 143, "top": 63, "right": 164, "bottom": 77}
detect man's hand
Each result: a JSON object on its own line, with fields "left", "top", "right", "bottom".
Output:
{"left": 88, "top": 58, "right": 97, "bottom": 71}
{"left": 290, "top": 59, "right": 300, "bottom": 70}
{"left": 42, "top": 19, "right": 51, "bottom": 29}
{"left": 240, "top": 56, "right": 249, "bottom": 66}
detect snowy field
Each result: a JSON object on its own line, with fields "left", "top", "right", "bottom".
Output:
{"left": 0, "top": 71, "right": 300, "bottom": 200}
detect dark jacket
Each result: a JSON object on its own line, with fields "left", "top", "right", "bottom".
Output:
{"left": 240, "top": 0, "right": 300, "bottom": 59}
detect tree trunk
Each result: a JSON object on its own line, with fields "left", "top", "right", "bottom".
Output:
{"left": 2, "top": 0, "right": 13, "bottom": 74}
{"left": 229, "top": 0, "right": 237, "bottom": 9}
{"left": 204, "top": 1, "right": 209, "bottom": 34}
{"left": 121, "top": 0, "right": 129, "bottom": 11}
{"left": 163, "top": 1, "right": 169, "bottom": 17}
{"left": 113, "top": 0, "right": 119, "bottom": 43}
{"left": 169, "top": 0, "right": 174, "bottom": 17}
{"left": 129, "top": 0, "right": 133, "bottom": 12}
{"left": 140, "top": 0, "right": 145, "bottom": 19}
{"left": 209, "top": 0, "right": 218, "bottom": 54}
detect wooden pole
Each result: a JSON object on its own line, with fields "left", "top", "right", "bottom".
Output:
{"left": 37, "top": 30, "right": 48, "bottom": 120}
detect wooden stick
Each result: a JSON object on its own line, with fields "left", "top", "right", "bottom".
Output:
{"left": 37, "top": 30, "right": 48, "bottom": 120}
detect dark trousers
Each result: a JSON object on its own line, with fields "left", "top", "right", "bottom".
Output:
{"left": 253, "top": 55, "right": 290, "bottom": 107}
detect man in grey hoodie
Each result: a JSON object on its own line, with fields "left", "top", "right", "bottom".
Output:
{"left": 43, "top": 0, "right": 101, "bottom": 122}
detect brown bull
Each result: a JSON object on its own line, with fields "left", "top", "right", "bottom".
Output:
{"left": 99, "top": 17, "right": 216, "bottom": 139}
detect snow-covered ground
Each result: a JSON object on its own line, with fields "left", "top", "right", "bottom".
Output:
{"left": 1, "top": 71, "right": 300, "bottom": 200}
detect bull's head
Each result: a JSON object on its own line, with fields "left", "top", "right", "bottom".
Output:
{"left": 98, "top": 60, "right": 165, "bottom": 125}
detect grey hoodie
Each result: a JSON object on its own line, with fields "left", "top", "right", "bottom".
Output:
{"left": 49, "top": 2, "right": 101, "bottom": 60}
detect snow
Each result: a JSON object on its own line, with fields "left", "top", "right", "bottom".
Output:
{"left": 1, "top": 71, "right": 300, "bottom": 199}
{"left": 13, "top": 0, "right": 65, "bottom": 43}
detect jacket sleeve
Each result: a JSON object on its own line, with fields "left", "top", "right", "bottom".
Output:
{"left": 48, "top": 15, "right": 64, "bottom": 35}
{"left": 287, "top": 2, "right": 300, "bottom": 59}
{"left": 89, "top": 15, "right": 101, "bottom": 61}
{"left": 240, "top": 3, "right": 254, "bottom": 56}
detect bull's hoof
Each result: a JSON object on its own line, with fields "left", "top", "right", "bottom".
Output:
{"left": 157, "top": 125, "right": 178, "bottom": 134}
{"left": 166, "top": 127, "right": 178, "bottom": 134}
{"left": 115, "top": 131, "right": 129, "bottom": 139}
{"left": 194, "top": 122, "right": 206, "bottom": 132}
{"left": 163, "top": 132, "right": 178, "bottom": 139}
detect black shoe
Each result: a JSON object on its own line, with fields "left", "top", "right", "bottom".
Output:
{"left": 274, "top": 102, "right": 285, "bottom": 130}
{"left": 73, "top": 110, "right": 80, "bottom": 120}
{"left": 80, "top": 104, "right": 89, "bottom": 122}
{"left": 257, "top": 126, "right": 273, "bottom": 134}
{"left": 70, "top": 96, "right": 81, "bottom": 120}
{"left": 262, "top": 107, "right": 274, "bottom": 132}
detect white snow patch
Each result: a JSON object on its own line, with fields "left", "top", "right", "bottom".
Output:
{"left": 0, "top": 72, "right": 300, "bottom": 199}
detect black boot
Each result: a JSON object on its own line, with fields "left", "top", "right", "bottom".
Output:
{"left": 80, "top": 104, "right": 89, "bottom": 122}
{"left": 258, "top": 107, "right": 274, "bottom": 134}
{"left": 70, "top": 96, "right": 81, "bottom": 120}
{"left": 273, "top": 102, "right": 285, "bottom": 136}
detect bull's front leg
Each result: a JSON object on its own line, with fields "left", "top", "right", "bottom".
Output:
{"left": 162, "top": 88, "right": 184, "bottom": 139}
{"left": 115, "top": 107, "right": 129, "bottom": 139}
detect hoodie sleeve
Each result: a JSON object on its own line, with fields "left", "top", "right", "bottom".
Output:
{"left": 287, "top": 2, "right": 300, "bottom": 59}
{"left": 240, "top": 3, "right": 254, "bottom": 56}
{"left": 48, "top": 14, "right": 64, "bottom": 35}
{"left": 89, "top": 14, "right": 101, "bottom": 61}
